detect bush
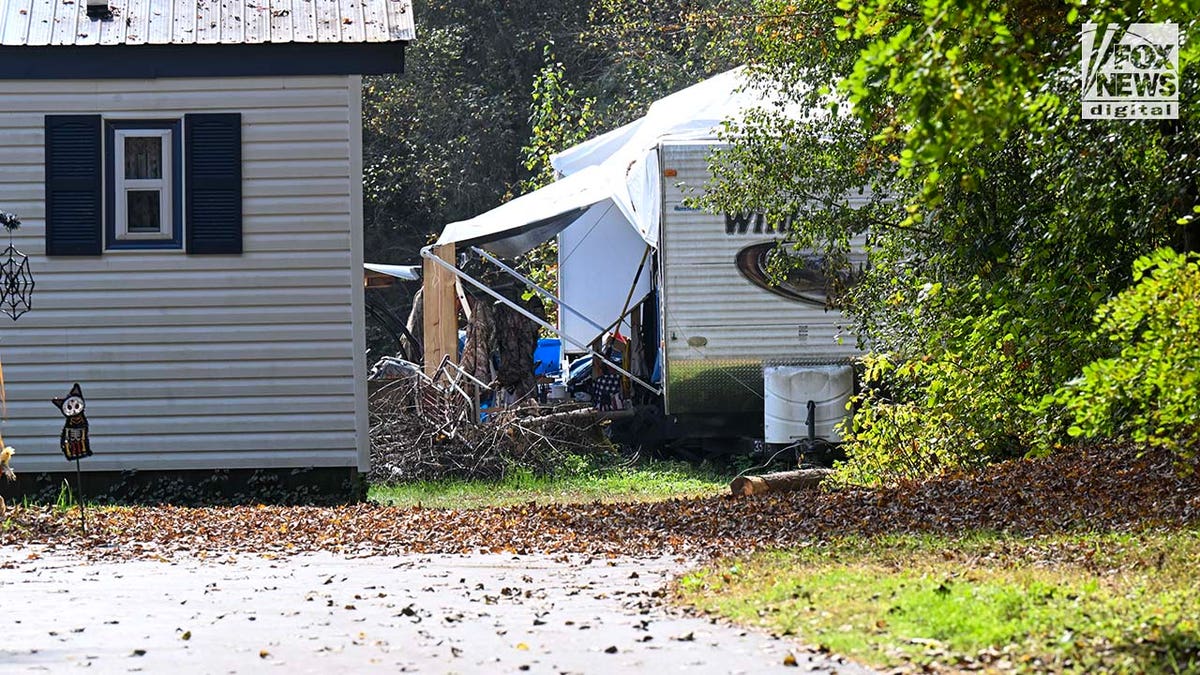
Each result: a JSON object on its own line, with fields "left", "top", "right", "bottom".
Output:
{"left": 1056, "top": 248, "right": 1200, "bottom": 460}
{"left": 833, "top": 285, "right": 1095, "bottom": 486}
{"left": 836, "top": 343, "right": 1036, "bottom": 486}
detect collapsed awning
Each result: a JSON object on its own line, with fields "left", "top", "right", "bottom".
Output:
{"left": 434, "top": 165, "right": 628, "bottom": 258}
{"left": 433, "top": 66, "right": 810, "bottom": 258}
{"left": 364, "top": 262, "right": 420, "bottom": 281}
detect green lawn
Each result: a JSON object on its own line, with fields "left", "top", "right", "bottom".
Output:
{"left": 676, "top": 531, "right": 1200, "bottom": 673}
{"left": 369, "top": 461, "right": 732, "bottom": 509}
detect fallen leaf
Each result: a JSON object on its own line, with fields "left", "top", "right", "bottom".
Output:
{"left": 1, "top": 445, "right": 1194, "bottom": 572}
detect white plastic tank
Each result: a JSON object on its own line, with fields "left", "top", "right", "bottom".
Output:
{"left": 763, "top": 365, "right": 855, "bottom": 444}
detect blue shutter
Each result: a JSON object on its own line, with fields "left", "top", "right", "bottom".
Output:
{"left": 44, "top": 115, "right": 103, "bottom": 256}
{"left": 185, "top": 113, "right": 242, "bottom": 254}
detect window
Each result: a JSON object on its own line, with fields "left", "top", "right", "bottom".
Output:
{"left": 45, "top": 113, "right": 242, "bottom": 256}
{"left": 116, "top": 131, "right": 171, "bottom": 239}
{"left": 105, "top": 120, "right": 183, "bottom": 250}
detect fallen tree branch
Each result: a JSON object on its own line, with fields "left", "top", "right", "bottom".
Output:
{"left": 368, "top": 376, "right": 617, "bottom": 483}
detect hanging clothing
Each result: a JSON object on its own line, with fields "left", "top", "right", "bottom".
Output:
{"left": 494, "top": 294, "right": 545, "bottom": 404}
{"left": 459, "top": 295, "right": 496, "bottom": 387}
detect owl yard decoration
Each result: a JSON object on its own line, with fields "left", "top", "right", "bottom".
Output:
{"left": 52, "top": 383, "right": 92, "bottom": 461}
{"left": 51, "top": 384, "right": 92, "bottom": 534}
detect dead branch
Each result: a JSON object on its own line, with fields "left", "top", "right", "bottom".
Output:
{"left": 368, "top": 372, "right": 617, "bottom": 483}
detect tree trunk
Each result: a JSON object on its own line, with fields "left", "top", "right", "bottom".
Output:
{"left": 403, "top": 287, "right": 424, "bottom": 363}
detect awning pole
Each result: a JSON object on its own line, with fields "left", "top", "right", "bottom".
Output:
{"left": 470, "top": 246, "right": 609, "bottom": 338}
{"left": 610, "top": 244, "right": 651, "bottom": 335}
{"left": 421, "top": 246, "right": 661, "bottom": 396}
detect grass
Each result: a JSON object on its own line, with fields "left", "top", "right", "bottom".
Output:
{"left": 369, "top": 460, "right": 731, "bottom": 509}
{"left": 675, "top": 530, "right": 1200, "bottom": 673}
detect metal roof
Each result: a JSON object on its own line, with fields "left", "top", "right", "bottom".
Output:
{"left": 0, "top": 0, "right": 414, "bottom": 47}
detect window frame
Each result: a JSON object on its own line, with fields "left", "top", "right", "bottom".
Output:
{"left": 104, "top": 119, "right": 184, "bottom": 250}
{"left": 114, "top": 128, "right": 172, "bottom": 240}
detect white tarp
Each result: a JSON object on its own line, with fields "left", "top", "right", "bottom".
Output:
{"left": 557, "top": 200, "right": 653, "bottom": 348}
{"left": 550, "top": 66, "right": 798, "bottom": 246}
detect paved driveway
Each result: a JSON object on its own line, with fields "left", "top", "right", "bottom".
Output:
{"left": 0, "top": 547, "right": 870, "bottom": 674}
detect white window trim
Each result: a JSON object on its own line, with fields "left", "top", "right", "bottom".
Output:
{"left": 114, "top": 128, "right": 174, "bottom": 241}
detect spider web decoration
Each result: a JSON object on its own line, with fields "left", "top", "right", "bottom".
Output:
{"left": 0, "top": 244, "right": 33, "bottom": 321}
{"left": 0, "top": 212, "right": 31, "bottom": 321}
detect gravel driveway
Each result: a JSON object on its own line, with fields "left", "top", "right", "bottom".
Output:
{"left": 0, "top": 547, "right": 870, "bottom": 674}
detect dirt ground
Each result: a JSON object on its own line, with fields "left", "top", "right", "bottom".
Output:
{"left": 0, "top": 546, "right": 869, "bottom": 674}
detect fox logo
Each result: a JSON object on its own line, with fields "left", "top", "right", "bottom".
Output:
{"left": 1081, "top": 23, "right": 1178, "bottom": 119}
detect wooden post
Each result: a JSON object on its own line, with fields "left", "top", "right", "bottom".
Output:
{"left": 75, "top": 458, "right": 86, "bottom": 535}
{"left": 626, "top": 308, "right": 640, "bottom": 399}
{"left": 422, "top": 243, "right": 458, "bottom": 378}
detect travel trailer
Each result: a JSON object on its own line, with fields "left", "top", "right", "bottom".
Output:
{"left": 424, "top": 68, "right": 865, "bottom": 450}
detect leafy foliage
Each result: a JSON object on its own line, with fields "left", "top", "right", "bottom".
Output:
{"left": 699, "top": 0, "right": 1200, "bottom": 478}
{"left": 1057, "top": 248, "right": 1200, "bottom": 459}
{"left": 522, "top": 47, "right": 596, "bottom": 191}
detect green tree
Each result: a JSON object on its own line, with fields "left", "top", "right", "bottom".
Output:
{"left": 516, "top": 48, "right": 597, "bottom": 321}
{"left": 698, "top": 0, "right": 1200, "bottom": 480}
{"left": 1057, "top": 247, "right": 1200, "bottom": 460}
{"left": 522, "top": 46, "right": 597, "bottom": 190}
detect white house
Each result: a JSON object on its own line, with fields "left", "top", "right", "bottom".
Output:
{"left": 0, "top": 0, "right": 413, "bottom": 490}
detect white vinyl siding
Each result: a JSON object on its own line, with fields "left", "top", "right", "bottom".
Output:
{"left": 0, "top": 75, "right": 366, "bottom": 472}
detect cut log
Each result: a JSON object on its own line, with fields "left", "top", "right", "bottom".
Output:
{"left": 730, "top": 469, "right": 832, "bottom": 497}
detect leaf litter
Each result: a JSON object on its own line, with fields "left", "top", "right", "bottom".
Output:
{"left": 3, "top": 443, "right": 1198, "bottom": 560}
